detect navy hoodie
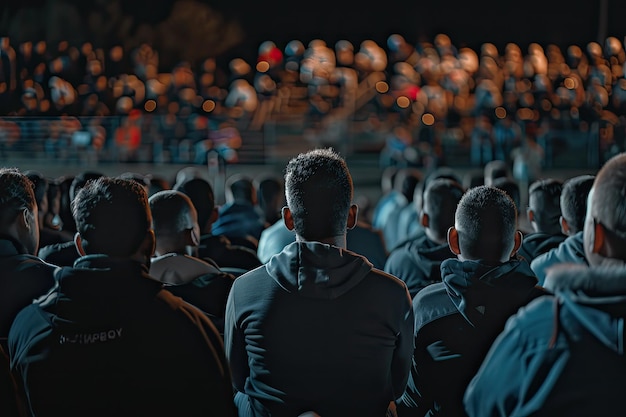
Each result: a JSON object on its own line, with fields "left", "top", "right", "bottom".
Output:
{"left": 225, "top": 241, "right": 414, "bottom": 417}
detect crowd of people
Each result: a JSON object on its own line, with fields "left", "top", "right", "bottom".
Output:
{"left": 1, "top": 33, "right": 626, "bottom": 167}
{"left": 1, "top": 143, "right": 626, "bottom": 415}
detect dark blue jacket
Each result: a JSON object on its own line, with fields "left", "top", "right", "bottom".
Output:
{"left": 465, "top": 260, "right": 626, "bottom": 417}
{"left": 384, "top": 234, "right": 454, "bottom": 298}
{"left": 398, "top": 257, "right": 546, "bottom": 417}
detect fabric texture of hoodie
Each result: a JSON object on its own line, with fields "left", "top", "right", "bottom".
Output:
{"left": 224, "top": 241, "right": 414, "bottom": 417}
{"left": 398, "top": 257, "right": 546, "bottom": 417}
{"left": 530, "top": 230, "right": 587, "bottom": 285}
{"left": 517, "top": 231, "right": 567, "bottom": 264}
{"left": 464, "top": 259, "right": 626, "bottom": 417}
{"left": 9, "top": 255, "right": 236, "bottom": 417}
{"left": 384, "top": 233, "right": 455, "bottom": 298}
{"left": 150, "top": 253, "right": 235, "bottom": 333}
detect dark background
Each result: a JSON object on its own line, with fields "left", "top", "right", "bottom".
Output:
{"left": 2, "top": 1, "right": 623, "bottom": 66}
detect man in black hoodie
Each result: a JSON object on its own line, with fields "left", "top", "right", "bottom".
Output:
{"left": 398, "top": 185, "right": 547, "bottom": 416}
{"left": 224, "top": 148, "right": 414, "bottom": 417}
{"left": 384, "top": 177, "right": 465, "bottom": 298}
{"left": 9, "top": 177, "right": 236, "bottom": 417}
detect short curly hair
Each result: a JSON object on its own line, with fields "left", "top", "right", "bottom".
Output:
{"left": 284, "top": 148, "right": 353, "bottom": 240}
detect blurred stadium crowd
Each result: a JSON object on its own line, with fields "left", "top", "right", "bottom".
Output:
{"left": 0, "top": 33, "right": 625, "bottom": 167}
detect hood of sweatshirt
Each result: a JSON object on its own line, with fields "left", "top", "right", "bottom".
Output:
{"left": 543, "top": 259, "right": 626, "bottom": 354}
{"left": 266, "top": 241, "right": 373, "bottom": 300}
{"left": 440, "top": 257, "right": 540, "bottom": 326}
{"left": 150, "top": 253, "right": 222, "bottom": 285}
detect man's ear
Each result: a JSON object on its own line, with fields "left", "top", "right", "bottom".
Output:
{"left": 74, "top": 232, "right": 86, "bottom": 256}
{"left": 447, "top": 226, "right": 461, "bottom": 255}
{"left": 527, "top": 208, "right": 535, "bottom": 223}
{"left": 420, "top": 212, "right": 429, "bottom": 228}
{"left": 510, "top": 230, "right": 523, "bottom": 257}
{"left": 282, "top": 206, "right": 295, "bottom": 231}
{"left": 559, "top": 216, "right": 570, "bottom": 236}
{"left": 184, "top": 228, "right": 199, "bottom": 246}
{"left": 347, "top": 204, "right": 358, "bottom": 230}
{"left": 209, "top": 207, "right": 219, "bottom": 224}
{"left": 592, "top": 219, "right": 605, "bottom": 255}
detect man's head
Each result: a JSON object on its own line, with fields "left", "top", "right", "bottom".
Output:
{"left": 491, "top": 176, "right": 522, "bottom": 217}
{"left": 72, "top": 177, "right": 153, "bottom": 262}
{"left": 448, "top": 185, "right": 521, "bottom": 264}
{"left": 149, "top": 190, "right": 200, "bottom": 256}
{"left": 24, "top": 170, "right": 49, "bottom": 218}
{"left": 225, "top": 174, "right": 256, "bottom": 205}
{"left": 0, "top": 168, "right": 39, "bottom": 255}
{"left": 527, "top": 178, "right": 563, "bottom": 235}
{"left": 584, "top": 153, "right": 626, "bottom": 265}
{"left": 483, "top": 160, "right": 509, "bottom": 186}
{"left": 421, "top": 178, "right": 465, "bottom": 244}
{"left": 283, "top": 148, "right": 356, "bottom": 242}
{"left": 560, "top": 174, "right": 595, "bottom": 236}
{"left": 173, "top": 177, "right": 217, "bottom": 234}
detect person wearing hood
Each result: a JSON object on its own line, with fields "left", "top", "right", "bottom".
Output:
{"left": 224, "top": 148, "right": 414, "bottom": 417}
{"left": 9, "top": 177, "right": 236, "bottom": 417}
{"left": 464, "top": 153, "right": 626, "bottom": 416}
{"left": 384, "top": 177, "right": 465, "bottom": 298}
{"left": 397, "top": 185, "right": 547, "bottom": 416}
{"left": 149, "top": 189, "right": 235, "bottom": 334}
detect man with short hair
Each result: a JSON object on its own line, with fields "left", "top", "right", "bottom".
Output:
{"left": 149, "top": 189, "right": 235, "bottom": 333}
{"left": 225, "top": 148, "right": 414, "bottom": 417}
{"left": 9, "top": 177, "right": 236, "bottom": 417}
{"left": 530, "top": 174, "right": 594, "bottom": 284}
{"left": 0, "top": 168, "right": 56, "bottom": 347}
{"left": 174, "top": 177, "right": 262, "bottom": 274}
{"left": 517, "top": 178, "right": 566, "bottom": 263}
{"left": 398, "top": 185, "right": 546, "bottom": 416}
{"left": 464, "top": 153, "right": 626, "bottom": 416}
{"left": 0, "top": 168, "right": 56, "bottom": 417}
{"left": 384, "top": 177, "right": 465, "bottom": 297}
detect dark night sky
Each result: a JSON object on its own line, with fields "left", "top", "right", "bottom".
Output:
{"left": 5, "top": 1, "right": 624, "bottom": 56}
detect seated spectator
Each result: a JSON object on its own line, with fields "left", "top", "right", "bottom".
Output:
{"left": 149, "top": 189, "right": 235, "bottom": 333}
{"left": 211, "top": 173, "right": 265, "bottom": 250}
{"left": 384, "top": 177, "right": 465, "bottom": 298}
{"left": 464, "top": 153, "right": 626, "bottom": 416}
{"left": 24, "top": 170, "right": 73, "bottom": 251}
{"left": 398, "top": 185, "right": 547, "bottom": 416}
{"left": 0, "top": 168, "right": 57, "bottom": 347}
{"left": 254, "top": 174, "right": 285, "bottom": 227}
{"left": 38, "top": 170, "right": 105, "bottom": 266}
{"left": 378, "top": 167, "right": 422, "bottom": 251}
{"left": 530, "top": 174, "right": 595, "bottom": 285}
{"left": 517, "top": 178, "right": 567, "bottom": 263}
{"left": 173, "top": 177, "right": 262, "bottom": 274}
{"left": 9, "top": 177, "right": 236, "bottom": 417}
{"left": 225, "top": 148, "right": 413, "bottom": 416}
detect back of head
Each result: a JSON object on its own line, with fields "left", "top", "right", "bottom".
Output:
{"left": 423, "top": 178, "right": 465, "bottom": 242}
{"left": 492, "top": 176, "right": 521, "bottom": 215}
{"left": 484, "top": 160, "right": 509, "bottom": 186}
{"left": 256, "top": 175, "right": 284, "bottom": 224}
{"left": 149, "top": 190, "right": 196, "bottom": 240}
{"left": 225, "top": 174, "right": 256, "bottom": 204}
{"left": 455, "top": 185, "right": 518, "bottom": 263}
{"left": 560, "top": 174, "right": 595, "bottom": 234}
{"left": 528, "top": 178, "right": 563, "bottom": 234}
{"left": 0, "top": 168, "right": 38, "bottom": 254}
{"left": 173, "top": 177, "right": 215, "bottom": 232}
{"left": 586, "top": 153, "right": 626, "bottom": 263}
{"left": 70, "top": 170, "right": 105, "bottom": 201}
{"left": 72, "top": 177, "right": 150, "bottom": 257}
{"left": 24, "top": 170, "right": 48, "bottom": 208}
{"left": 395, "top": 168, "right": 422, "bottom": 202}
{"left": 285, "top": 148, "right": 353, "bottom": 240}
